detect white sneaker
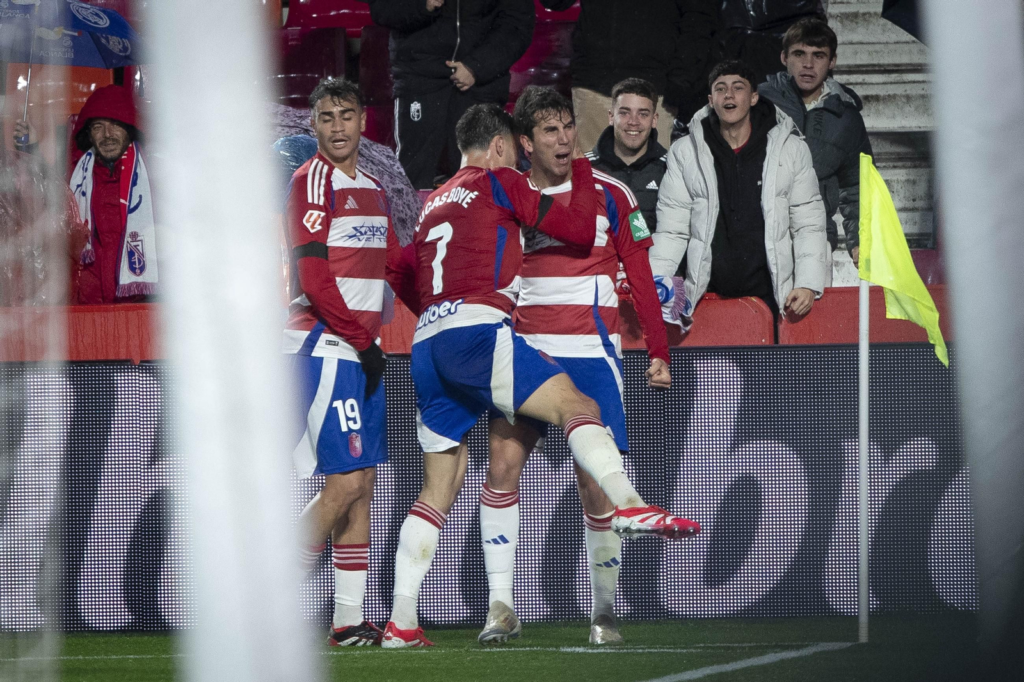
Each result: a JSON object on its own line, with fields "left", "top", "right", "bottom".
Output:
{"left": 477, "top": 601, "right": 522, "bottom": 645}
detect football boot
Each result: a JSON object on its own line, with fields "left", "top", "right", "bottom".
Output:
{"left": 381, "top": 621, "right": 435, "bottom": 648}
{"left": 477, "top": 601, "right": 522, "bottom": 645}
{"left": 589, "top": 613, "right": 624, "bottom": 646}
{"left": 327, "top": 620, "right": 382, "bottom": 647}
{"left": 612, "top": 505, "right": 701, "bottom": 539}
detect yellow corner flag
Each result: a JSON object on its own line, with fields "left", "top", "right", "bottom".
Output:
{"left": 858, "top": 153, "right": 949, "bottom": 366}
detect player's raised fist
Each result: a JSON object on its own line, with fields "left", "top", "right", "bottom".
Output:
{"left": 646, "top": 358, "right": 671, "bottom": 391}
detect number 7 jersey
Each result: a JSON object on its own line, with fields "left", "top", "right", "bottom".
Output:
{"left": 412, "top": 161, "right": 599, "bottom": 316}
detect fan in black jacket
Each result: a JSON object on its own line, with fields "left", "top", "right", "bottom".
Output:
{"left": 370, "top": 0, "right": 534, "bottom": 189}
{"left": 540, "top": 0, "right": 716, "bottom": 151}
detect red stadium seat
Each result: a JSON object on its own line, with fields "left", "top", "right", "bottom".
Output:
{"left": 284, "top": 0, "right": 372, "bottom": 38}
{"left": 363, "top": 105, "right": 395, "bottom": 148}
{"left": 359, "top": 24, "right": 394, "bottom": 107}
{"left": 621, "top": 294, "right": 776, "bottom": 348}
{"left": 271, "top": 27, "right": 346, "bottom": 108}
{"left": 777, "top": 285, "right": 953, "bottom": 345}
{"left": 534, "top": 0, "right": 580, "bottom": 22}
{"left": 509, "top": 21, "right": 574, "bottom": 103}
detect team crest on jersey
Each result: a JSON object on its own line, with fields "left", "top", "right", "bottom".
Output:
{"left": 410, "top": 101, "right": 422, "bottom": 122}
{"left": 126, "top": 231, "right": 146, "bottom": 276}
{"left": 629, "top": 210, "right": 651, "bottom": 241}
{"left": 303, "top": 209, "right": 326, "bottom": 233}
{"left": 348, "top": 432, "right": 363, "bottom": 457}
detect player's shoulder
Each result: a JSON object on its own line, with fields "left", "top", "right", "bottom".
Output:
{"left": 356, "top": 165, "right": 385, "bottom": 192}
{"left": 290, "top": 154, "right": 332, "bottom": 205}
{"left": 592, "top": 169, "right": 639, "bottom": 211}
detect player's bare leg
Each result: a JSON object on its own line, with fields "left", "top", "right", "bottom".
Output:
{"left": 297, "top": 468, "right": 375, "bottom": 574}
{"left": 517, "top": 372, "right": 699, "bottom": 539}
{"left": 576, "top": 465, "right": 624, "bottom": 645}
{"left": 383, "top": 440, "right": 471, "bottom": 648}
{"left": 477, "top": 418, "right": 537, "bottom": 644}
{"left": 325, "top": 469, "right": 383, "bottom": 646}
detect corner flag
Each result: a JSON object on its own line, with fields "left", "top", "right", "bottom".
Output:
{"left": 858, "top": 153, "right": 949, "bottom": 366}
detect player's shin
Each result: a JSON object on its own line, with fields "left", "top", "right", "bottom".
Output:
{"left": 480, "top": 484, "right": 520, "bottom": 609}
{"left": 584, "top": 512, "right": 621, "bottom": 620}
{"left": 390, "top": 501, "right": 447, "bottom": 630}
{"left": 332, "top": 543, "right": 369, "bottom": 628}
{"left": 564, "top": 417, "right": 645, "bottom": 509}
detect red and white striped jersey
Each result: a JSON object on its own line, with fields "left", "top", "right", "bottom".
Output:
{"left": 283, "top": 153, "right": 401, "bottom": 360}
{"left": 515, "top": 170, "right": 653, "bottom": 359}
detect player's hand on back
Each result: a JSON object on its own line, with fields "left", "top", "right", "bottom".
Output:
{"left": 427, "top": 0, "right": 444, "bottom": 11}
{"left": 357, "top": 343, "right": 387, "bottom": 398}
{"left": 645, "top": 358, "right": 671, "bottom": 391}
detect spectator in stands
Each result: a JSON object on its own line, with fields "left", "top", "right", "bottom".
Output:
{"left": 368, "top": 0, "right": 534, "bottom": 189}
{"left": 714, "top": 0, "right": 825, "bottom": 87}
{"left": 758, "top": 18, "right": 871, "bottom": 265}
{"left": 539, "top": 0, "right": 716, "bottom": 153}
{"left": 586, "top": 78, "right": 668, "bottom": 235}
{"left": 650, "top": 60, "right": 827, "bottom": 324}
{"left": 68, "top": 85, "right": 157, "bottom": 304}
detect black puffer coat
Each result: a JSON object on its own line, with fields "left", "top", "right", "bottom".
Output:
{"left": 369, "top": 0, "right": 534, "bottom": 100}
{"left": 759, "top": 71, "right": 873, "bottom": 253}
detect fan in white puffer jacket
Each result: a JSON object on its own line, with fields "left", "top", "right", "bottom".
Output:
{"left": 648, "top": 103, "right": 828, "bottom": 328}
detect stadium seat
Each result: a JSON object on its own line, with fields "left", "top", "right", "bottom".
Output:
{"left": 284, "top": 0, "right": 372, "bottom": 38}
{"left": 272, "top": 27, "right": 346, "bottom": 108}
{"left": 359, "top": 24, "right": 394, "bottom": 107}
{"left": 509, "top": 21, "right": 574, "bottom": 103}
{"left": 533, "top": 0, "right": 580, "bottom": 22}
{"left": 776, "top": 285, "right": 953, "bottom": 345}
{"left": 363, "top": 105, "right": 394, "bottom": 148}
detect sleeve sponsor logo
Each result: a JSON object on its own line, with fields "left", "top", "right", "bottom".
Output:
{"left": 303, "top": 209, "right": 326, "bottom": 233}
{"left": 629, "top": 210, "right": 651, "bottom": 241}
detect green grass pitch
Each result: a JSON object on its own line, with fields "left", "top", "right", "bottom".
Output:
{"left": 3, "top": 614, "right": 979, "bottom": 682}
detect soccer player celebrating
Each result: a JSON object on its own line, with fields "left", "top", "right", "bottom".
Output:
{"left": 381, "top": 104, "right": 700, "bottom": 649}
{"left": 477, "top": 87, "right": 674, "bottom": 647}
{"left": 285, "top": 78, "right": 412, "bottom": 647}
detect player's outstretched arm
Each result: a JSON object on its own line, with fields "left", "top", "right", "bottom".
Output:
{"left": 500, "top": 158, "right": 599, "bottom": 248}
{"left": 621, "top": 250, "right": 671, "bottom": 390}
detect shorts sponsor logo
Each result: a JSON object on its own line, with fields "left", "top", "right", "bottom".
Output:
{"left": 348, "top": 432, "right": 363, "bottom": 458}
{"left": 416, "top": 298, "right": 464, "bottom": 330}
{"left": 325, "top": 339, "right": 340, "bottom": 347}
{"left": 303, "top": 209, "right": 326, "bottom": 233}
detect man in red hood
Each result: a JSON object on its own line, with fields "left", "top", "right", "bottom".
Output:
{"left": 69, "top": 85, "right": 157, "bottom": 303}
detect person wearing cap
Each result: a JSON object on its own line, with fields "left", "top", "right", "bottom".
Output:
{"left": 68, "top": 84, "right": 157, "bottom": 304}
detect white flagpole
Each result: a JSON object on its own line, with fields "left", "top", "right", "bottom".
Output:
{"left": 147, "top": 1, "right": 319, "bottom": 681}
{"left": 858, "top": 278, "right": 869, "bottom": 643}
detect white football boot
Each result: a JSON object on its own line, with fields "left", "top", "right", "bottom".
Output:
{"left": 589, "top": 613, "right": 624, "bottom": 645}
{"left": 477, "top": 601, "right": 522, "bottom": 645}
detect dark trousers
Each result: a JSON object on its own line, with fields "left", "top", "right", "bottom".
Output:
{"left": 394, "top": 86, "right": 502, "bottom": 190}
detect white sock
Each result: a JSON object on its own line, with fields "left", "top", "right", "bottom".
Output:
{"left": 564, "top": 417, "right": 645, "bottom": 509}
{"left": 332, "top": 543, "right": 368, "bottom": 628}
{"left": 298, "top": 542, "right": 325, "bottom": 576}
{"left": 480, "top": 484, "right": 519, "bottom": 609}
{"left": 390, "top": 501, "right": 446, "bottom": 630}
{"left": 585, "top": 512, "right": 621, "bottom": 620}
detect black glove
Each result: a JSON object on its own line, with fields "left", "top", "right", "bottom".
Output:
{"left": 357, "top": 342, "right": 387, "bottom": 399}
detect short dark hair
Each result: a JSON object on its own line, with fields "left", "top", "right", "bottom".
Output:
{"left": 782, "top": 17, "right": 838, "bottom": 59}
{"left": 610, "top": 78, "right": 659, "bottom": 109}
{"left": 707, "top": 60, "right": 759, "bottom": 90}
{"left": 455, "top": 103, "right": 514, "bottom": 153}
{"left": 513, "top": 85, "right": 573, "bottom": 140}
{"left": 308, "top": 77, "right": 364, "bottom": 112}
